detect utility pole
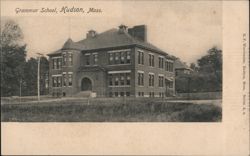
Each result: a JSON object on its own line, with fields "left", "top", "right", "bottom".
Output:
{"left": 123, "top": 82, "right": 126, "bottom": 105}
{"left": 19, "top": 78, "right": 22, "bottom": 104}
{"left": 165, "top": 79, "right": 167, "bottom": 103}
{"left": 37, "top": 53, "right": 43, "bottom": 102}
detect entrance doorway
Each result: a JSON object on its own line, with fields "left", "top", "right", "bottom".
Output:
{"left": 81, "top": 77, "right": 92, "bottom": 91}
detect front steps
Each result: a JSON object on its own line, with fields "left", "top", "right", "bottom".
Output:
{"left": 75, "top": 91, "right": 97, "bottom": 98}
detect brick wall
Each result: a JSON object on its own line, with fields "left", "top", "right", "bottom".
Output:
{"left": 49, "top": 46, "right": 175, "bottom": 98}
{"left": 134, "top": 47, "right": 175, "bottom": 97}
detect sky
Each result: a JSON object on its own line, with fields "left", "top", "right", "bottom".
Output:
{"left": 2, "top": 1, "right": 222, "bottom": 64}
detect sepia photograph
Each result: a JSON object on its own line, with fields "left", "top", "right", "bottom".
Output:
{"left": 1, "top": 1, "right": 223, "bottom": 122}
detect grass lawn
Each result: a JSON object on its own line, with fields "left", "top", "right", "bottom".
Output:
{"left": 1, "top": 98, "right": 222, "bottom": 122}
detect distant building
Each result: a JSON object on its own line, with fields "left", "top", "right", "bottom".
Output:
{"left": 47, "top": 25, "right": 175, "bottom": 98}
{"left": 174, "top": 59, "right": 193, "bottom": 76}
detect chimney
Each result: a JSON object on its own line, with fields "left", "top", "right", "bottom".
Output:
{"left": 118, "top": 24, "right": 128, "bottom": 33}
{"left": 128, "top": 25, "right": 147, "bottom": 42}
{"left": 86, "top": 30, "right": 97, "bottom": 38}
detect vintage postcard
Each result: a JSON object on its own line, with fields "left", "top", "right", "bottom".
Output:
{"left": 1, "top": 0, "right": 249, "bottom": 155}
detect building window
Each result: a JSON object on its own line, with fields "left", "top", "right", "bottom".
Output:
{"left": 115, "top": 76, "right": 119, "bottom": 86}
{"left": 166, "top": 61, "right": 170, "bottom": 71}
{"left": 115, "top": 92, "right": 119, "bottom": 97}
{"left": 108, "top": 71, "right": 131, "bottom": 87}
{"left": 52, "top": 77, "right": 56, "bottom": 87}
{"left": 159, "top": 57, "right": 164, "bottom": 69}
{"left": 169, "top": 81, "right": 173, "bottom": 88}
{"left": 167, "top": 81, "right": 173, "bottom": 88}
{"left": 109, "top": 74, "right": 113, "bottom": 86}
{"left": 149, "top": 73, "right": 154, "bottom": 86}
{"left": 85, "top": 54, "right": 90, "bottom": 65}
{"left": 53, "top": 59, "right": 56, "bottom": 69}
{"left": 120, "top": 74, "right": 125, "bottom": 85}
{"left": 126, "top": 51, "right": 131, "bottom": 64}
{"left": 63, "top": 74, "right": 67, "bottom": 87}
{"left": 57, "top": 77, "right": 61, "bottom": 87}
{"left": 168, "top": 62, "right": 171, "bottom": 71}
{"left": 109, "top": 53, "right": 114, "bottom": 65}
{"left": 115, "top": 52, "right": 120, "bottom": 64}
{"left": 159, "top": 92, "right": 165, "bottom": 98}
{"left": 165, "top": 61, "right": 168, "bottom": 71}
{"left": 62, "top": 53, "right": 66, "bottom": 66}
{"left": 158, "top": 76, "right": 164, "bottom": 87}
{"left": 93, "top": 53, "right": 98, "bottom": 65}
{"left": 149, "top": 92, "right": 155, "bottom": 97}
{"left": 138, "top": 72, "right": 144, "bottom": 86}
{"left": 52, "top": 76, "right": 61, "bottom": 87}
{"left": 126, "top": 92, "right": 130, "bottom": 97}
{"left": 68, "top": 74, "right": 72, "bottom": 86}
{"left": 52, "top": 58, "right": 62, "bottom": 70}
{"left": 108, "top": 50, "right": 131, "bottom": 65}
{"left": 166, "top": 61, "right": 174, "bottom": 72}
{"left": 138, "top": 92, "right": 144, "bottom": 97}
{"left": 149, "top": 54, "right": 154, "bottom": 67}
{"left": 45, "top": 73, "right": 49, "bottom": 88}
{"left": 138, "top": 51, "right": 144, "bottom": 65}
{"left": 121, "top": 52, "right": 125, "bottom": 64}
{"left": 170, "top": 62, "right": 173, "bottom": 72}
{"left": 109, "top": 92, "right": 113, "bottom": 97}
{"left": 57, "top": 58, "right": 61, "bottom": 69}
{"left": 126, "top": 73, "right": 131, "bottom": 85}
{"left": 120, "top": 92, "right": 124, "bottom": 97}
{"left": 68, "top": 53, "right": 73, "bottom": 66}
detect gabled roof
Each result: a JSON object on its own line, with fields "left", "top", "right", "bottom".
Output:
{"left": 77, "top": 28, "right": 166, "bottom": 54}
{"left": 62, "top": 38, "right": 83, "bottom": 50}
{"left": 174, "top": 59, "right": 191, "bottom": 70}
{"left": 47, "top": 39, "right": 83, "bottom": 56}
{"left": 47, "top": 49, "right": 61, "bottom": 56}
{"left": 48, "top": 27, "right": 171, "bottom": 57}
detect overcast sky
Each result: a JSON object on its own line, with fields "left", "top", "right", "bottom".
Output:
{"left": 2, "top": 1, "right": 222, "bottom": 64}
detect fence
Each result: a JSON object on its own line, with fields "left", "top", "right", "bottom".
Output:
{"left": 176, "top": 92, "right": 222, "bottom": 100}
